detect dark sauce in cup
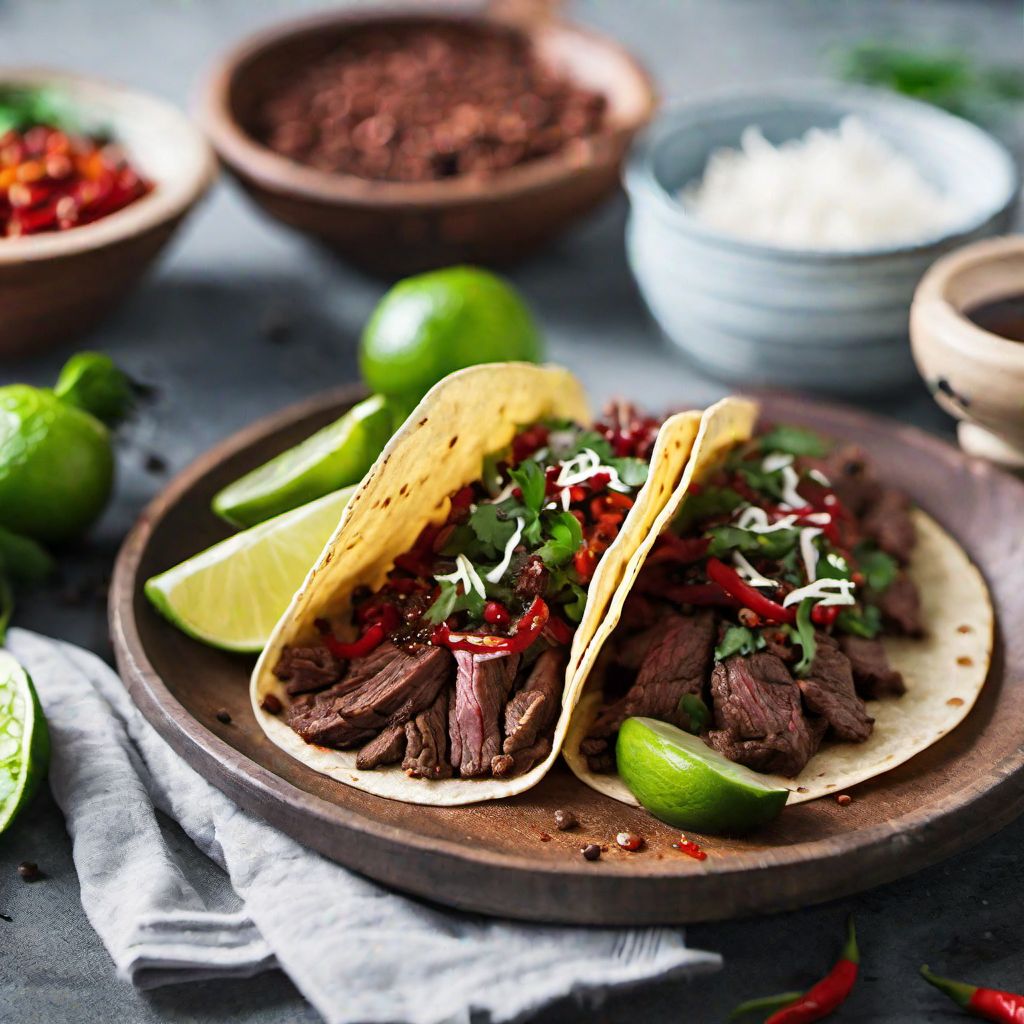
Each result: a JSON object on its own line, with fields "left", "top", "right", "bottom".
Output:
{"left": 965, "top": 293, "right": 1024, "bottom": 343}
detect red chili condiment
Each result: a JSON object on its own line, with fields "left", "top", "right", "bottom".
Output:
{"left": 1, "top": 124, "right": 152, "bottom": 238}
{"left": 431, "top": 595, "right": 549, "bottom": 655}
{"left": 921, "top": 965, "right": 1024, "bottom": 1022}
{"left": 706, "top": 557, "right": 797, "bottom": 626}
{"left": 672, "top": 836, "right": 707, "bottom": 861}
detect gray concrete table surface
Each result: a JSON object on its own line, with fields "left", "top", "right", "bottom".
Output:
{"left": 1, "top": 1, "right": 1022, "bottom": 1021}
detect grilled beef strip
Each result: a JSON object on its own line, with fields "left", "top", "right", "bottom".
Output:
{"left": 492, "top": 737, "right": 551, "bottom": 778}
{"left": 862, "top": 489, "right": 917, "bottom": 564}
{"left": 356, "top": 723, "right": 406, "bottom": 770}
{"left": 705, "top": 651, "right": 825, "bottom": 777}
{"left": 403, "top": 688, "right": 452, "bottom": 780}
{"left": 796, "top": 633, "right": 873, "bottom": 743}
{"left": 839, "top": 635, "right": 906, "bottom": 699}
{"left": 274, "top": 644, "right": 345, "bottom": 696}
{"left": 583, "top": 611, "right": 715, "bottom": 772}
{"left": 449, "top": 651, "right": 520, "bottom": 778}
{"left": 501, "top": 648, "right": 565, "bottom": 756}
{"left": 874, "top": 571, "right": 924, "bottom": 636}
{"left": 286, "top": 641, "right": 451, "bottom": 748}
{"left": 803, "top": 445, "right": 882, "bottom": 517}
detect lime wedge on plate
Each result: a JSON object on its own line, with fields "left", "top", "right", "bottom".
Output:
{"left": 616, "top": 717, "right": 789, "bottom": 834}
{"left": 145, "top": 486, "right": 354, "bottom": 653}
{"left": 212, "top": 395, "right": 396, "bottom": 528}
{"left": 0, "top": 651, "right": 50, "bottom": 835}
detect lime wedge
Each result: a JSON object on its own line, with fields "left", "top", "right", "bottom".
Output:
{"left": 616, "top": 717, "right": 789, "bottom": 835}
{"left": 0, "top": 650, "right": 50, "bottom": 835}
{"left": 212, "top": 394, "right": 397, "bottom": 528}
{"left": 145, "top": 486, "right": 354, "bottom": 653}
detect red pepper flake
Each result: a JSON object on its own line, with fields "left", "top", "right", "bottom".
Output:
{"left": 672, "top": 835, "right": 707, "bottom": 861}
{"left": 836, "top": 794, "right": 852, "bottom": 807}
{"left": 539, "top": 832, "right": 552, "bottom": 843}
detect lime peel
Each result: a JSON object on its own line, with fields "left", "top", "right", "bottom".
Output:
{"left": 0, "top": 650, "right": 50, "bottom": 835}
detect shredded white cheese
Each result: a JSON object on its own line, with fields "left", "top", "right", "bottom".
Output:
{"left": 778, "top": 465, "right": 806, "bottom": 510}
{"left": 761, "top": 452, "right": 794, "bottom": 474}
{"left": 808, "top": 469, "right": 831, "bottom": 487}
{"left": 735, "top": 506, "right": 798, "bottom": 533}
{"left": 681, "top": 116, "right": 966, "bottom": 250}
{"left": 485, "top": 517, "right": 525, "bottom": 584}
{"left": 782, "top": 578, "right": 856, "bottom": 608}
{"left": 732, "top": 552, "right": 779, "bottom": 590}
{"left": 555, "top": 447, "right": 631, "bottom": 494}
{"left": 799, "top": 527, "right": 823, "bottom": 582}
{"left": 436, "top": 553, "right": 487, "bottom": 600}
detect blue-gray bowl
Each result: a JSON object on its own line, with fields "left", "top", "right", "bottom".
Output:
{"left": 624, "top": 84, "right": 1020, "bottom": 394}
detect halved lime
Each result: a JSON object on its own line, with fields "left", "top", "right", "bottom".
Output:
{"left": 145, "top": 486, "right": 354, "bottom": 653}
{"left": 0, "top": 651, "right": 50, "bottom": 835}
{"left": 616, "top": 717, "right": 789, "bottom": 835}
{"left": 212, "top": 395, "right": 397, "bottom": 529}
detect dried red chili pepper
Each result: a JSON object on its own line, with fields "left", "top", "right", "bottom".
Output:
{"left": 762, "top": 917, "right": 859, "bottom": 1023}
{"left": 706, "top": 558, "right": 797, "bottom": 625}
{"left": 920, "top": 965, "right": 1024, "bottom": 1022}
{"left": 432, "top": 595, "right": 549, "bottom": 654}
{"left": 322, "top": 621, "right": 387, "bottom": 660}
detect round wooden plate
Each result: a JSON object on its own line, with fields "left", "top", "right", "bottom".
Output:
{"left": 110, "top": 387, "right": 1024, "bottom": 925}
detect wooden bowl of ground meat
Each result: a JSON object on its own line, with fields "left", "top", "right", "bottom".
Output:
{"left": 199, "top": 6, "right": 657, "bottom": 276}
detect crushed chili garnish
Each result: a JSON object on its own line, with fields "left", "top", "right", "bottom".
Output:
{"left": 2, "top": 124, "right": 152, "bottom": 238}
{"left": 672, "top": 835, "right": 707, "bottom": 861}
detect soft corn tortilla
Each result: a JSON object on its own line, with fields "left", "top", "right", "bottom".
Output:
{"left": 252, "top": 363, "right": 702, "bottom": 806}
{"left": 564, "top": 397, "right": 994, "bottom": 806}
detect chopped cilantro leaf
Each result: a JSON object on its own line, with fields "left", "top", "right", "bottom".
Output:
{"left": 817, "top": 551, "right": 852, "bottom": 582}
{"left": 678, "top": 694, "right": 710, "bottom": 734}
{"left": 509, "top": 458, "right": 546, "bottom": 514}
{"left": 555, "top": 428, "right": 613, "bottom": 462}
{"left": 836, "top": 604, "right": 882, "bottom": 639}
{"left": 610, "top": 457, "right": 648, "bottom": 488}
{"left": 424, "top": 577, "right": 485, "bottom": 625}
{"left": 854, "top": 543, "right": 898, "bottom": 594}
{"left": 791, "top": 599, "right": 817, "bottom": 676}
{"left": 714, "top": 625, "right": 766, "bottom": 661}
{"left": 673, "top": 487, "right": 744, "bottom": 533}
{"left": 468, "top": 504, "right": 517, "bottom": 555}
{"left": 739, "top": 464, "right": 785, "bottom": 501}
{"left": 536, "top": 511, "right": 583, "bottom": 567}
{"left": 759, "top": 425, "right": 828, "bottom": 458}
{"left": 706, "top": 525, "right": 799, "bottom": 561}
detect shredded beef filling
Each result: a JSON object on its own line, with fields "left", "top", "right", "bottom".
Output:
{"left": 449, "top": 651, "right": 521, "bottom": 778}
{"left": 403, "top": 689, "right": 452, "bottom": 780}
{"left": 796, "top": 633, "right": 873, "bottom": 743}
{"left": 274, "top": 645, "right": 345, "bottom": 696}
{"left": 839, "top": 635, "right": 906, "bottom": 699}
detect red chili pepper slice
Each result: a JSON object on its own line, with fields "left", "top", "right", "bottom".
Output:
{"left": 763, "top": 918, "right": 859, "bottom": 1024}
{"left": 432, "top": 596, "right": 549, "bottom": 655}
{"left": 322, "top": 621, "right": 387, "bottom": 660}
{"left": 706, "top": 558, "right": 796, "bottom": 625}
{"left": 545, "top": 614, "right": 575, "bottom": 645}
{"left": 921, "top": 965, "right": 1024, "bottom": 1023}
{"left": 573, "top": 547, "right": 598, "bottom": 583}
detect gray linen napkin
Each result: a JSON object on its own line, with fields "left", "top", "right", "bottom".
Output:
{"left": 6, "top": 628, "right": 720, "bottom": 1024}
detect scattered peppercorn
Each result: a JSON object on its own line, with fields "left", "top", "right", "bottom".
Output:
{"left": 836, "top": 794, "right": 852, "bottom": 807}
{"left": 581, "top": 843, "right": 601, "bottom": 862}
{"left": 615, "top": 831, "right": 645, "bottom": 852}
{"left": 0, "top": 913, "right": 11, "bottom": 922}
{"left": 143, "top": 452, "right": 167, "bottom": 475}
{"left": 215, "top": 709, "right": 232, "bottom": 724}
{"left": 260, "top": 693, "right": 283, "bottom": 715}
{"left": 17, "top": 862, "right": 42, "bottom": 882}
{"left": 553, "top": 809, "right": 578, "bottom": 832}
{"left": 539, "top": 832, "right": 552, "bottom": 843}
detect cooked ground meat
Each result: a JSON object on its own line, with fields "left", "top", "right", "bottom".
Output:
{"left": 356, "top": 723, "right": 406, "bottom": 770}
{"left": 274, "top": 644, "right": 345, "bottom": 696}
{"left": 449, "top": 651, "right": 520, "bottom": 778}
{"left": 286, "top": 641, "right": 451, "bottom": 748}
{"left": 706, "top": 652, "right": 824, "bottom": 777}
{"left": 839, "top": 635, "right": 906, "bottom": 699}
{"left": 874, "top": 572, "right": 924, "bottom": 636}
{"left": 796, "top": 633, "right": 873, "bottom": 743}
{"left": 403, "top": 688, "right": 452, "bottom": 780}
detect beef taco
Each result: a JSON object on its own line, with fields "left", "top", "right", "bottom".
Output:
{"left": 565, "top": 397, "right": 993, "bottom": 806}
{"left": 251, "top": 363, "right": 703, "bottom": 805}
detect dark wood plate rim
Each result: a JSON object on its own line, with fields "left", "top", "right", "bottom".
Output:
{"left": 110, "top": 386, "right": 1024, "bottom": 918}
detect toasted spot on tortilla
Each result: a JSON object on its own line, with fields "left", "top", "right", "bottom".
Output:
{"left": 448, "top": 435, "right": 458, "bottom": 448}
{"left": 957, "top": 656, "right": 974, "bottom": 667}
{"left": 382, "top": 497, "right": 391, "bottom": 508}
{"left": 947, "top": 697, "right": 965, "bottom": 707}
{"left": 418, "top": 417, "right": 428, "bottom": 426}
{"left": 399, "top": 484, "right": 408, "bottom": 496}
{"left": 958, "top": 624, "right": 973, "bottom": 633}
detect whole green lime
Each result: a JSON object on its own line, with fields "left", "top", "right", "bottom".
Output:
{"left": 359, "top": 266, "right": 544, "bottom": 400}
{"left": 616, "top": 717, "right": 789, "bottom": 835}
{"left": 0, "top": 384, "right": 114, "bottom": 544}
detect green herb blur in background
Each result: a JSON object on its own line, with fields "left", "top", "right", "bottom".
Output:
{"left": 838, "top": 42, "right": 1024, "bottom": 124}
{"left": 0, "top": 85, "right": 78, "bottom": 134}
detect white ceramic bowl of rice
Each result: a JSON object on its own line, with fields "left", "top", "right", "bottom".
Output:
{"left": 625, "top": 84, "right": 1019, "bottom": 394}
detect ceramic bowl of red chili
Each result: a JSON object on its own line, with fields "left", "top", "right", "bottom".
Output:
{"left": 199, "top": 8, "right": 656, "bottom": 276}
{"left": 0, "top": 70, "right": 216, "bottom": 358}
